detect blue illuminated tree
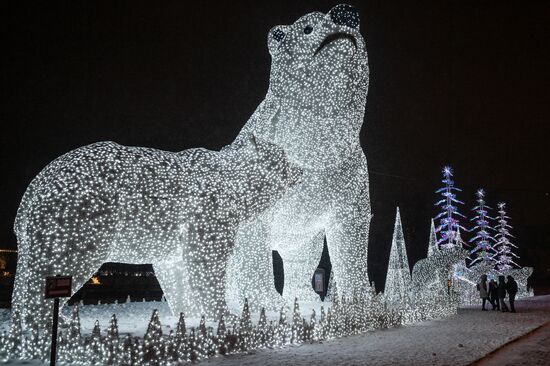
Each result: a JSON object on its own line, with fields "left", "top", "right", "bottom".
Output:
{"left": 468, "top": 189, "right": 497, "bottom": 266}
{"left": 493, "top": 202, "right": 519, "bottom": 271}
{"left": 434, "top": 166, "right": 467, "bottom": 249}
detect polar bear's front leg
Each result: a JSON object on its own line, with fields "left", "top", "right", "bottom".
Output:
{"left": 179, "top": 221, "right": 234, "bottom": 320}
{"left": 226, "top": 219, "right": 284, "bottom": 311}
{"left": 277, "top": 230, "right": 325, "bottom": 303}
{"left": 325, "top": 194, "right": 370, "bottom": 300}
{"left": 152, "top": 258, "right": 188, "bottom": 315}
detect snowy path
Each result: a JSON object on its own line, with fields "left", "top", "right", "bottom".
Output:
{"left": 201, "top": 295, "right": 550, "bottom": 366}
{"left": 472, "top": 322, "right": 550, "bottom": 366}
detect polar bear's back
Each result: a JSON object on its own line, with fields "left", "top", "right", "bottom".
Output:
{"left": 14, "top": 142, "right": 202, "bottom": 257}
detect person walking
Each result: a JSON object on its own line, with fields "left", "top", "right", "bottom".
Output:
{"left": 477, "top": 275, "right": 489, "bottom": 311}
{"left": 506, "top": 275, "right": 518, "bottom": 313}
{"left": 498, "top": 275, "right": 509, "bottom": 312}
{"left": 489, "top": 279, "right": 499, "bottom": 310}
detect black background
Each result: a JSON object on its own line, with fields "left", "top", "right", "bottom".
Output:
{"left": 2, "top": 1, "right": 549, "bottom": 291}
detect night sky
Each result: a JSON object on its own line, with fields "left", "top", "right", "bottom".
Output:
{"left": 2, "top": 1, "right": 549, "bottom": 290}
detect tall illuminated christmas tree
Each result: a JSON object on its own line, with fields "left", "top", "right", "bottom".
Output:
{"left": 384, "top": 208, "right": 411, "bottom": 302}
{"left": 493, "top": 202, "right": 519, "bottom": 271}
{"left": 468, "top": 189, "right": 497, "bottom": 266}
{"left": 434, "top": 166, "right": 467, "bottom": 249}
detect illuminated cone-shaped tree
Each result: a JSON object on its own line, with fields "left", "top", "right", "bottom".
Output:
{"left": 258, "top": 307, "right": 267, "bottom": 331}
{"left": 143, "top": 309, "right": 163, "bottom": 363}
{"left": 175, "top": 312, "right": 186, "bottom": 340}
{"left": 468, "top": 189, "right": 497, "bottom": 266}
{"left": 238, "top": 298, "right": 252, "bottom": 351}
{"left": 164, "top": 330, "right": 176, "bottom": 361}
{"left": 174, "top": 312, "right": 189, "bottom": 362}
{"left": 188, "top": 328, "right": 199, "bottom": 362}
{"left": 384, "top": 208, "right": 411, "bottom": 303}
{"left": 326, "top": 306, "right": 335, "bottom": 338}
{"left": 256, "top": 307, "right": 268, "bottom": 348}
{"left": 434, "top": 166, "right": 467, "bottom": 249}
{"left": 290, "top": 298, "right": 303, "bottom": 344}
{"left": 494, "top": 202, "right": 520, "bottom": 271}
{"left": 217, "top": 315, "right": 228, "bottom": 355}
{"left": 278, "top": 306, "right": 289, "bottom": 345}
{"left": 199, "top": 315, "right": 207, "bottom": 337}
{"left": 195, "top": 327, "right": 208, "bottom": 360}
{"left": 308, "top": 309, "right": 317, "bottom": 342}
{"left": 318, "top": 306, "right": 327, "bottom": 340}
{"left": 105, "top": 314, "right": 119, "bottom": 364}
{"left": 117, "top": 335, "right": 133, "bottom": 366}
{"left": 216, "top": 314, "right": 226, "bottom": 339}
{"left": 266, "top": 321, "right": 275, "bottom": 348}
{"left": 89, "top": 320, "right": 103, "bottom": 364}
{"left": 205, "top": 327, "right": 216, "bottom": 357}
{"left": 427, "top": 219, "right": 438, "bottom": 257}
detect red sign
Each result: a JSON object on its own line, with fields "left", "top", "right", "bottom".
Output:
{"left": 45, "top": 276, "right": 72, "bottom": 299}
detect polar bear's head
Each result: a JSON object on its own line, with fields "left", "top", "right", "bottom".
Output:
{"left": 267, "top": 4, "right": 367, "bottom": 110}
{"left": 261, "top": 4, "right": 369, "bottom": 169}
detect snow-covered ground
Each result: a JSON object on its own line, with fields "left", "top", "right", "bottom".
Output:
{"left": 472, "top": 322, "right": 550, "bottom": 366}
{"left": 1, "top": 295, "right": 549, "bottom": 365}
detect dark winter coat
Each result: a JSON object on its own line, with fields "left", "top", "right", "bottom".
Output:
{"left": 506, "top": 279, "right": 518, "bottom": 296}
{"left": 477, "top": 281, "right": 488, "bottom": 298}
{"left": 489, "top": 281, "right": 499, "bottom": 299}
{"left": 497, "top": 278, "right": 507, "bottom": 299}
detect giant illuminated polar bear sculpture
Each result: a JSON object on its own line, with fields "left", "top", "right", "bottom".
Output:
{"left": 225, "top": 4, "right": 372, "bottom": 307}
{"left": 13, "top": 137, "right": 301, "bottom": 328}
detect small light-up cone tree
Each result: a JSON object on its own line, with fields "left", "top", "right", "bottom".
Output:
{"left": 434, "top": 166, "right": 467, "bottom": 249}
{"left": 468, "top": 189, "right": 497, "bottom": 267}
{"left": 493, "top": 202, "right": 520, "bottom": 271}
{"left": 384, "top": 207, "right": 411, "bottom": 303}
{"left": 427, "top": 218, "right": 438, "bottom": 257}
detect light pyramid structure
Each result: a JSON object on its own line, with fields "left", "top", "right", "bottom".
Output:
{"left": 427, "top": 219, "right": 438, "bottom": 257}
{"left": 384, "top": 208, "right": 411, "bottom": 303}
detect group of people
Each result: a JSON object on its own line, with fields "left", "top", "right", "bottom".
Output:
{"left": 477, "top": 274, "right": 518, "bottom": 313}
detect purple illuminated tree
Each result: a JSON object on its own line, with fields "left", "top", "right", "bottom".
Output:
{"left": 493, "top": 202, "right": 519, "bottom": 271}
{"left": 434, "top": 166, "right": 467, "bottom": 249}
{"left": 468, "top": 189, "right": 497, "bottom": 266}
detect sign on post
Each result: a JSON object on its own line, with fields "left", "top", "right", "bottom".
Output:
{"left": 45, "top": 276, "right": 72, "bottom": 299}
{"left": 45, "top": 275, "right": 72, "bottom": 366}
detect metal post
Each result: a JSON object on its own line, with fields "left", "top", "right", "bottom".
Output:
{"left": 50, "top": 297, "right": 59, "bottom": 366}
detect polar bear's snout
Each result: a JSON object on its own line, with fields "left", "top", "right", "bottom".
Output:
{"left": 328, "top": 4, "right": 360, "bottom": 29}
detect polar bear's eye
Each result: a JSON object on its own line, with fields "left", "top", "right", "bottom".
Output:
{"left": 272, "top": 28, "right": 285, "bottom": 42}
{"left": 304, "top": 25, "right": 313, "bottom": 34}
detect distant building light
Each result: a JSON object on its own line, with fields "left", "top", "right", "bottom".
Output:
{"left": 90, "top": 276, "right": 101, "bottom": 285}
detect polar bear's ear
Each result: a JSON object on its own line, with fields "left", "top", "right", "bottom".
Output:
{"left": 249, "top": 133, "right": 258, "bottom": 148}
{"left": 248, "top": 133, "right": 262, "bottom": 155}
{"left": 328, "top": 4, "right": 360, "bottom": 29}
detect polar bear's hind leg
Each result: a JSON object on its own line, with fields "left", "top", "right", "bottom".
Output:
{"left": 13, "top": 196, "right": 113, "bottom": 332}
